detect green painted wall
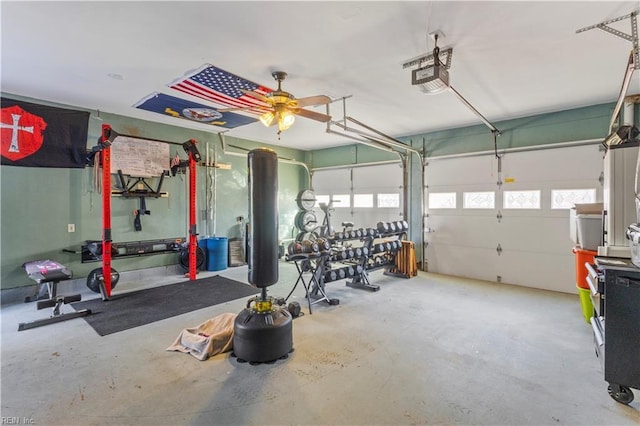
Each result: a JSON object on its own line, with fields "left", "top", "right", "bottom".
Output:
{"left": 0, "top": 94, "right": 308, "bottom": 289}
{"left": 305, "top": 144, "right": 399, "bottom": 170}
{"left": 401, "top": 102, "right": 617, "bottom": 157}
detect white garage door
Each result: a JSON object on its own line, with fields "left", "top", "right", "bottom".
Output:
{"left": 425, "top": 143, "right": 603, "bottom": 293}
{"left": 312, "top": 163, "right": 404, "bottom": 232}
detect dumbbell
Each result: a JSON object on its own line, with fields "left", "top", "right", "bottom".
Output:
{"left": 354, "top": 247, "right": 363, "bottom": 258}
{"left": 377, "top": 221, "right": 389, "bottom": 233}
{"left": 316, "top": 238, "right": 330, "bottom": 252}
{"left": 287, "top": 301, "right": 301, "bottom": 318}
{"left": 301, "top": 240, "right": 319, "bottom": 253}
{"left": 325, "top": 270, "right": 337, "bottom": 282}
{"left": 287, "top": 241, "right": 302, "bottom": 255}
{"left": 337, "top": 268, "right": 346, "bottom": 280}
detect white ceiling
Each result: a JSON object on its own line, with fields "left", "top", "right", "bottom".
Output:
{"left": 2, "top": 1, "right": 639, "bottom": 151}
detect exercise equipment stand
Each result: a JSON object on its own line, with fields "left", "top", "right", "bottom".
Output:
{"left": 285, "top": 253, "right": 339, "bottom": 314}
{"left": 92, "top": 125, "right": 202, "bottom": 300}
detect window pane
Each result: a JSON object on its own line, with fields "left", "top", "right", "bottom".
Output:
{"left": 428, "top": 192, "right": 456, "bottom": 209}
{"left": 332, "top": 194, "right": 351, "bottom": 208}
{"left": 503, "top": 190, "right": 540, "bottom": 209}
{"left": 353, "top": 194, "right": 373, "bottom": 208}
{"left": 551, "top": 189, "right": 596, "bottom": 209}
{"left": 315, "top": 194, "right": 330, "bottom": 208}
{"left": 378, "top": 193, "right": 400, "bottom": 208}
{"left": 463, "top": 191, "right": 495, "bottom": 209}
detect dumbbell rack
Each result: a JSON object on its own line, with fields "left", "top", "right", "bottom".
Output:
{"left": 304, "top": 221, "right": 409, "bottom": 301}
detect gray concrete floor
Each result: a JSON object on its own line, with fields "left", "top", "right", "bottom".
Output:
{"left": 1, "top": 261, "right": 639, "bottom": 426}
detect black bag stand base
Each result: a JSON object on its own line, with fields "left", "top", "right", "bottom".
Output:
{"left": 231, "top": 348, "right": 295, "bottom": 366}
{"left": 18, "top": 294, "right": 91, "bottom": 332}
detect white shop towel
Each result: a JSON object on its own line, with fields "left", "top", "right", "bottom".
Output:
{"left": 167, "top": 312, "right": 237, "bottom": 361}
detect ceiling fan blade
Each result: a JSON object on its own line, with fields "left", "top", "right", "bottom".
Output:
{"left": 294, "top": 108, "right": 332, "bottom": 123}
{"left": 295, "top": 95, "right": 332, "bottom": 108}
{"left": 239, "top": 89, "right": 271, "bottom": 103}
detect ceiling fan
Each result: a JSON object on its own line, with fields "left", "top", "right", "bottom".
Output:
{"left": 220, "top": 71, "right": 332, "bottom": 134}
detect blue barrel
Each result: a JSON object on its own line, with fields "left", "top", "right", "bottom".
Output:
{"left": 206, "top": 237, "right": 228, "bottom": 271}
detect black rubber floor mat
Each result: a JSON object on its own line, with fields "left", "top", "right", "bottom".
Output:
{"left": 72, "top": 275, "right": 258, "bottom": 336}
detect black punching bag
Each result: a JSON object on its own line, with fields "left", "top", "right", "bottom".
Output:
{"left": 247, "top": 147, "right": 279, "bottom": 287}
{"left": 233, "top": 148, "right": 293, "bottom": 364}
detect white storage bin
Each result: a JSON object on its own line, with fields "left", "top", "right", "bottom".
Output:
{"left": 576, "top": 214, "right": 602, "bottom": 250}
{"left": 570, "top": 203, "right": 603, "bottom": 245}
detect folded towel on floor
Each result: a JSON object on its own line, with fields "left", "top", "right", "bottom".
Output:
{"left": 167, "top": 312, "right": 237, "bottom": 360}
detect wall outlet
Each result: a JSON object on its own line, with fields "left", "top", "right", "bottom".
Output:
{"left": 68, "top": 224, "right": 75, "bottom": 233}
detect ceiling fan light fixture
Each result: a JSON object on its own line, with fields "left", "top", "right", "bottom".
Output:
{"left": 277, "top": 109, "right": 295, "bottom": 131}
{"left": 259, "top": 111, "right": 275, "bottom": 127}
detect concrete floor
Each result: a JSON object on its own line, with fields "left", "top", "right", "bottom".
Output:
{"left": 1, "top": 261, "right": 639, "bottom": 426}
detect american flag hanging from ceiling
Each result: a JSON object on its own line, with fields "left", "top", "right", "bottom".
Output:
{"left": 168, "top": 64, "right": 273, "bottom": 113}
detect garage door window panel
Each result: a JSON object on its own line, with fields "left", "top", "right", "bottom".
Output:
{"left": 463, "top": 191, "right": 495, "bottom": 209}
{"left": 503, "top": 190, "right": 541, "bottom": 209}
{"left": 354, "top": 194, "right": 373, "bottom": 208}
{"left": 378, "top": 193, "right": 400, "bottom": 208}
{"left": 428, "top": 192, "right": 457, "bottom": 209}
{"left": 551, "top": 189, "right": 596, "bottom": 209}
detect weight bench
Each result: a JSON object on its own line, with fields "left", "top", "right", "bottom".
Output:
{"left": 18, "top": 260, "right": 91, "bottom": 332}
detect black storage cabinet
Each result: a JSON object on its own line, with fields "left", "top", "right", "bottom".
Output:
{"left": 591, "top": 257, "right": 640, "bottom": 404}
